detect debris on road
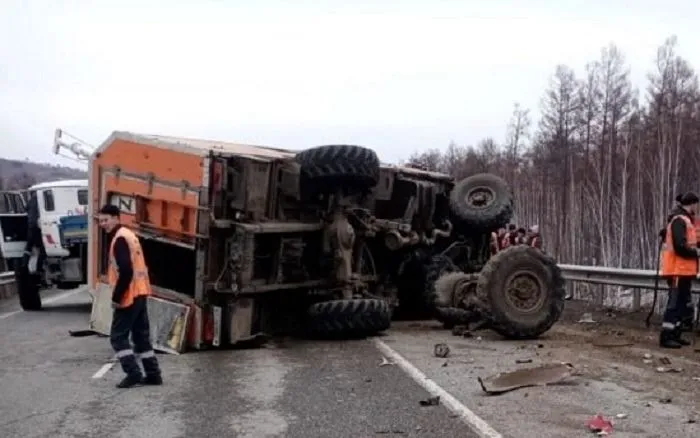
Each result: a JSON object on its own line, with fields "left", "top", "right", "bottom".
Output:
{"left": 419, "top": 396, "right": 440, "bottom": 406}
{"left": 578, "top": 313, "right": 597, "bottom": 324}
{"left": 379, "top": 357, "right": 395, "bottom": 367}
{"left": 655, "top": 356, "right": 683, "bottom": 373}
{"left": 68, "top": 329, "right": 98, "bottom": 337}
{"left": 515, "top": 358, "right": 533, "bottom": 364}
{"left": 659, "top": 397, "right": 672, "bottom": 404}
{"left": 433, "top": 343, "right": 450, "bottom": 358}
{"left": 591, "top": 335, "right": 634, "bottom": 347}
{"left": 584, "top": 414, "right": 613, "bottom": 435}
{"left": 656, "top": 366, "right": 682, "bottom": 373}
{"left": 477, "top": 362, "right": 575, "bottom": 395}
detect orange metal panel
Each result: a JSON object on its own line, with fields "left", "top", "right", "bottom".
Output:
{"left": 96, "top": 139, "right": 204, "bottom": 187}
{"left": 90, "top": 137, "right": 205, "bottom": 288}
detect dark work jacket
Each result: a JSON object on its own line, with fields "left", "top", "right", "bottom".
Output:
{"left": 108, "top": 225, "right": 134, "bottom": 305}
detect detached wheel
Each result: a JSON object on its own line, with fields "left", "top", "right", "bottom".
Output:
{"left": 476, "top": 245, "right": 564, "bottom": 339}
{"left": 432, "top": 272, "right": 479, "bottom": 328}
{"left": 15, "top": 267, "right": 42, "bottom": 311}
{"left": 449, "top": 173, "right": 513, "bottom": 231}
{"left": 296, "top": 145, "right": 380, "bottom": 195}
{"left": 307, "top": 298, "right": 391, "bottom": 338}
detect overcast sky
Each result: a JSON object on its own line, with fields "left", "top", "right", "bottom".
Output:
{"left": 1, "top": 1, "right": 698, "bottom": 169}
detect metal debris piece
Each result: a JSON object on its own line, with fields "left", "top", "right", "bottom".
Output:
{"left": 379, "top": 357, "right": 395, "bottom": 367}
{"left": 592, "top": 336, "right": 634, "bottom": 347}
{"left": 477, "top": 362, "right": 575, "bottom": 395}
{"left": 419, "top": 396, "right": 440, "bottom": 406}
{"left": 691, "top": 377, "right": 700, "bottom": 381}
{"left": 659, "top": 397, "right": 672, "bottom": 404}
{"left": 578, "top": 313, "right": 596, "bottom": 323}
{"left": 656, "top": 366, "right": 682, "bottom": 373}
{"left": 516, "top": 359, "right": 533, "bottom": 364}
{"left": 643, "top": 353, "right": 652, "bottom": 359}
{"left": 585, "top": 414, "right": 613, "bottom": 435}
{"left": 434, "top": 343, "right": 450, "bottom": 358}
{"left": 616, "top": 413, "right": 628, "bottom": 419}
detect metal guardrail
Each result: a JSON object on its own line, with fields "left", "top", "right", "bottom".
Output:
{"left": 558, "top": 264, "right": 700, "bottom": 293}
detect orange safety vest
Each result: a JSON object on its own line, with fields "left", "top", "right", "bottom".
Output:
{"left": 107, "top": 227, "right": 152, "bottom": 307}
{"left": 660, "top": 215, "right": 698, "bottom": 277}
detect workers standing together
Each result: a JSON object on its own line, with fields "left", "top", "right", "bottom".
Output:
{"left": 98, "top": 204, "right": 164, "bottom": 388}
{"left": 658, "top": 192, "right": 700, "bottom": 349}
{"left": 492, "top": 223, "right": 543, "bottom": 253}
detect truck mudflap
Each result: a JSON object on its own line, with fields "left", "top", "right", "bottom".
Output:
{"left": 89, "top": 283, "right": 198, "bottom": 354}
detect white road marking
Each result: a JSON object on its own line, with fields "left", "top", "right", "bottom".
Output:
{"left": 373, "top": 338, "right": 503, "bottom": 438}
{"left": 92, "top": 362, "right": 115, "bottom": 379}
{"left": 0, "top": 287, "right": 86, "bottom": 321}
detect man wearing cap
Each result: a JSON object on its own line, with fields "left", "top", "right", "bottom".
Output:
{"left": 659, "top": 192, "right": 700, "bottom": 348}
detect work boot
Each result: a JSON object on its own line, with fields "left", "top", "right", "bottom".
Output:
{"left": 674, "top": 329, "right": 691, "bottom": 346}
{"left": 141, "top": 374, "right": 163, "bottom": 386}
{"left": 116, "top": 374, "right": 143, "bottom": 389}
{"left": 660, "top": 330, "right": 683, "bottom": 349}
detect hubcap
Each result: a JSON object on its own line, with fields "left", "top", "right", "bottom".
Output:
{"left": 465, "top": 186, "right": 495, "bottom": 209}
{"left": 504, "top": 271, "right": 545, "bottom": 313}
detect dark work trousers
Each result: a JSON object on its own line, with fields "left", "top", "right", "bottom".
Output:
{"left": 661, "top": 277, "right": 693, "bottom": 333}
{"left": 110, "top": 296, "right": 162, "bottom": 379}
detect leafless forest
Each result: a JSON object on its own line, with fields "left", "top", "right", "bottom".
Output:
{"left": 407, "top": 36, "right": 700, "bottom": 270}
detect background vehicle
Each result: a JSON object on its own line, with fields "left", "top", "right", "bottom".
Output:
{"left": 86, "top": 131, "right": 565, "bottom": 353}
{"left": 0, "top": 179, "right": 89, "bottom": 310}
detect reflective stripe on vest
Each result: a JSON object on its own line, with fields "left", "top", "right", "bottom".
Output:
{"left": 107, "top": 227, "right": 152, "bottom": 307}
{"left": 660, "top": 214, "right": 698, "bottom": 277}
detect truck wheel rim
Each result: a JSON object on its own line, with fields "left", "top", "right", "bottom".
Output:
{"left": 504, "top": 271, "right": 546, "bottom": 314}
{"left": 466, "top": 186, "right": 495, "bottom": 209}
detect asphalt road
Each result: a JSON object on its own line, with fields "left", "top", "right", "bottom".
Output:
{"left": 0, "top": 290, "right": 478, "bottom": 438}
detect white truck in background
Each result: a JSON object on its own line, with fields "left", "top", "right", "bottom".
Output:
{"left": 0, "top": 179, "right": 89, "bottom": 310}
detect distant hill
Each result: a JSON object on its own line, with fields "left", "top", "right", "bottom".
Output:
{"left": 0, "top": 158, "right": 87, "bottom": 190}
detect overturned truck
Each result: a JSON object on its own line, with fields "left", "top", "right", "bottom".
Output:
{"left": 87, "top": 132, "right": 564, "bottom": 352}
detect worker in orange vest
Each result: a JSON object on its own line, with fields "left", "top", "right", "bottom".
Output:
{"left": 491, "top": 227, "right": 506, "bottom": 255}
{"left": 658, "top": 192, "right": 700, "bottom": 349}
{"left": 98, "top": 204, "right": 163, "bottom": 388}
{"left": 527, "top": 225, "right": 542, "bottom": 249}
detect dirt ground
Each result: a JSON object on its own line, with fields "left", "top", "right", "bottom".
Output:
{"left": 552, "top": 299, "right": 700, "bottom": 412}
{"left": 385, "top": 299, "right": 700, "bottom": 437}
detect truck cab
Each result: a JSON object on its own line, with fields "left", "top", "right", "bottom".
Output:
{"left": 0, "top": 179, "right": 89, "bottom": 310}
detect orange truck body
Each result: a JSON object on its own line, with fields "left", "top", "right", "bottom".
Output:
{"left": 87, "top": 131, "right": 298, "bottom": 352}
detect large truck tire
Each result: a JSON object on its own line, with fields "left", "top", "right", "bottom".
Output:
{"left": 307, "top": 298, "right": 391, "bottom": 338}
{"left": 15, "top": 266, "right": 42, "bottom": 311}
{"left": 449, "top": 173, "right": 514, "bottom": 231}
{"left": 296, "top": 145, "right": 380, "bottom": 194}
{"left": 476, "top": 245, "right": 565, "bottom": 339}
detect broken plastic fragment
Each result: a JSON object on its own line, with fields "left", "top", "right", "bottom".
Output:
{"left": 578, "top": 312, "right": 596, "bottom": 323}
{"left": 585, "top": 414, "right": 613, "bottom": 435}
{"left": 419, "top": 396, "right": 440, "bottom": 406}
{"left": 477, "top": 362, "right": 575, "bottom": 395}
{"left": 379, "top": 357, "right": 395, "bottom": 367}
